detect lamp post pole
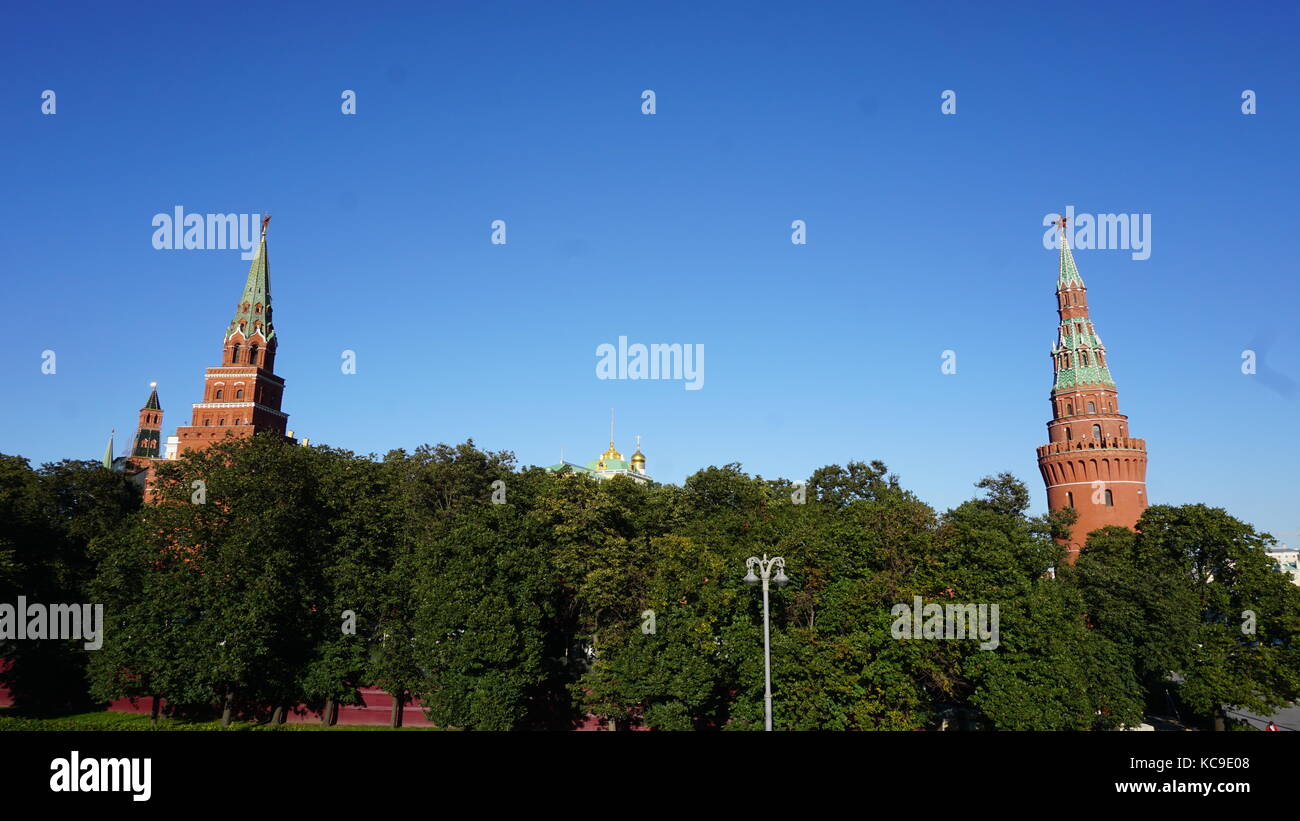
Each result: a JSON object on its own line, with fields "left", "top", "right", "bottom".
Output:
{"left": 744, "top": 554, "right": 787, "bottom": 731}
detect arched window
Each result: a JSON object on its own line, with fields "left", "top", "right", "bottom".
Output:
{"left": 1088, "top": 401, "right": 1096, "bottom": 413}
{"left": 203, "top": 419, "right": 210, "bottom": 426}
{"left": 215, "top": 389, "right": 223, "bottom": 400}
{"left": 218, "top": 418, "right": 225, "bottom": 426}
{"left": 1092, "top": 424, "right": 1102, "bottom": 440}
{"left": 1104, "top": 489, "right": 1114, "bottom": 506}
{"left": 1066, "top": 427, "right": 1072, "bottom": 440}
{"left": 1067, "top": 403, "right": 1073, "bottom": 415}
{"left": 249, "top": 345, "right": 259, "bottom": 366}
{"left": 1066, "top": 491, "right": 1074, "bottom": 508}
{"left": 231, "top": 344, "right": 240, "bottom": 364}
{"left": 235, "top": 388, "right": 244, "bottom": 399}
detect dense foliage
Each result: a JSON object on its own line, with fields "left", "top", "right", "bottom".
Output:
{"left": 1, "top": 436, "right": 1296, "bottom": 729}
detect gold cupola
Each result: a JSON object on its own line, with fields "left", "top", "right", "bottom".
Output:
{"left": 599, "top": 441, "right": 624, "bottom": 463}
{"left": 630, "top": 434, "right": 646, "bottom": 473}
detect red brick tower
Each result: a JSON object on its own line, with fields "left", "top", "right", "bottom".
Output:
{"left": 175, "top": 216, "right": 290, "bottom": 454}
{"left": 1036, "top": 215, "right": 1148, "bottom": 562}
{"left": 130, "top": 382, "right": 163, "bottom": 458}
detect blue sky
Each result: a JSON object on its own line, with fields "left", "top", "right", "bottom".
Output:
{"left": 2, "top": 1, "right": 1297, "bottom": 543}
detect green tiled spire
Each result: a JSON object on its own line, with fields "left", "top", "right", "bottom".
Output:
{"left": 225, "top": 217, "right": 274, "bottom": 342}
{"left": 1058, "top": 218, "right": 1085, "bottom": 288}
{"left": 1051, "top": 216, "right": 1115, "bottom": 391}
{"left": 144, "top": 385, "right": 161, "bottom": 411}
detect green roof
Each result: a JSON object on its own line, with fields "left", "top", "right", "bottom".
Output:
{"left": 545, "top": 462, "right": 594, "bottom": 475}
{"left": 226, "top": 234, "right": 275, "bottom": 342}
{"left": 1058, "top": 230, "right": 1085, "bottom": 288}
{"left": 143, "top": 386, "right": 161, "bottom": 410}
{"left": 1052, "top": 234, "right": 1115, "bottom": 391}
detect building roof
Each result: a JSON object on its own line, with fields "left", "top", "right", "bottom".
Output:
{"left": 1053, "top": 220, "right": 1116, "bottom": 391}
{"left": 226, "top": 229, "right": 274, "bottom": 342}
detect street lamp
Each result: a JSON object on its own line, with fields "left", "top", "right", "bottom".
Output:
{"left": 744, "top": 553, "right": 788, "bottom": 731}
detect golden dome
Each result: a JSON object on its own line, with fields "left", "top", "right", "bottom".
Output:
{"left": 600, "top": 442, "right": 623, "bottom": 462}
{"left": 631, "top": 435, "right": 646, "bottom": 470}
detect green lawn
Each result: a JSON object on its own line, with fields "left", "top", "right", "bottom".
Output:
{"left": 0, "top": 707, "right": 448, "bottom": 731}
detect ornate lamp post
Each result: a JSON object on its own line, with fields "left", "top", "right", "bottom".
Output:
{"left": 743, "top": 554, "right": 788, "bottom": 731}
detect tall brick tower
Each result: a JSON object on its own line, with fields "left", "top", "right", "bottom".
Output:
{"left": 130, "top": 382, "right": 163, "bottom": 458}
{"left": 1036, "top": 215, "right": 1148, "bottom": 562}
{"left": 175, "top": 216, "right": 290, "bottom": 454}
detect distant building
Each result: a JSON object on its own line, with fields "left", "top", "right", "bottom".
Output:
{"left": 547, "top": 420, "right": 650, "bottom": 484}
{"left": 1266, "top": 545, "right": 1299, "bottom": 585}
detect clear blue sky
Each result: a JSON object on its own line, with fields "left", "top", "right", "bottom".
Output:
{"left": 3, "top": 1, "right": 1297, "bottom": 544}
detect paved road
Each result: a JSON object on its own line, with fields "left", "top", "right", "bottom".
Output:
{"left": 1226, "top": 703, "right": 1300, "bottom": 731}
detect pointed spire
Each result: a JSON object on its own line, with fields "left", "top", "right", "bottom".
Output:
{"left": 1051, "top": 212, "right": 1114, "bottom": 391}
{"left": 1056, "top": 213, "right": 1085, "bottom": 289}
{"left": 226, "top": 215, "right": 274, "bottom": 342}
{"left": 103, "top": 429, "right": 114, "bottom": 468}
{"left": 144, "top": 380, "right": 161, "bottom": 411}
{"left": 599, "top": 410, "right": 624, "bottom": 462}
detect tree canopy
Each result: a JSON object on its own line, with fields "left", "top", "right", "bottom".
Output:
{"left": 1, "top": 436, "right": 1295, "bottom": 730}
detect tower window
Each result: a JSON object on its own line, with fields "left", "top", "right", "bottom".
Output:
{"left": 1066, "top": 491, "right": 1074, "bottom": 508}
{"left": 249, "top": 345, "right": 259, "bottom": 366}
{"left": 231, "top": 344, "right": 240, "bottom": 364}
{"left": 1066, "top": 403, "right": 1073, "bottom": 415}
{"left": 1104, "top": 489, "right": 1114, "bottom": 506}
{"left": 215, "top": 389, "right": 223, "bottom": 400}
{"left": 1066, "top": 427, "right": 1072, "bottom": 440}
{"left": 236, "top": 388, "right": 244, "bottom": 399}
{"left": 1092, "top": 424, "right": 1102, "bottom": 440}
{"left": 219, "top": 418, "right": 225, "bottom": 426}
{"left": 1087, "top": 401, "right": 1096, "bottom": 413}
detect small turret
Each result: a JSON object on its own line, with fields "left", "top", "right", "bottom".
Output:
{"left": 131, "top": 382, "right": 163, "bottom": 458}
{"left": 631, "top": 435, "right": 646, "bottom": 473}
